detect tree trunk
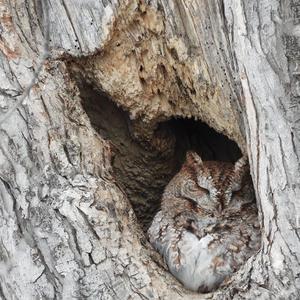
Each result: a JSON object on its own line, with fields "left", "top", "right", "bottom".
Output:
{"left": 0, "top": 0, "right": 299, "bottom": 299}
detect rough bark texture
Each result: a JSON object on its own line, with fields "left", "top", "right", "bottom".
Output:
{"left": 0, "top": 0, "right": 299, "bottom": 299}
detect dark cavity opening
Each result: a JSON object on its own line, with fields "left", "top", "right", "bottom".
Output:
{"left": 79, "top": 81, "right": 242, "bottom": 231}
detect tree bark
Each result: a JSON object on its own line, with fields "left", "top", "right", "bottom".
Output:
{"left": 0, "top": 0, "right": 299, "bottom": 299}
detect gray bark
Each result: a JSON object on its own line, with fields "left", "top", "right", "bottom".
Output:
{"left": 0, "top": 0, "right": 299, "bottom": 299}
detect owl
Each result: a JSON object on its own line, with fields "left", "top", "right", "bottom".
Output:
{"left": 148, "top": 151, "right": 260, "bottom": 293}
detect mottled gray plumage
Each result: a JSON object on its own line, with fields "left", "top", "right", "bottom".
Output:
{"left": 148, "top": 151, "right": 260, "bottom": 292}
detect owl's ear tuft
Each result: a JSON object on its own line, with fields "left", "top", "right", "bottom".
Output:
{"left": 232, "top": 156, "right": 249, "bottom": 191}
{"left": 234, "top": 156, "right": 249, "bottom": 175}
{"left": 185, "top": 151, "right": 203, "bottom": 167}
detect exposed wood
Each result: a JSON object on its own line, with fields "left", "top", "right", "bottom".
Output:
{"left": 0, "top": 0, "right": 299, "bottom": 299}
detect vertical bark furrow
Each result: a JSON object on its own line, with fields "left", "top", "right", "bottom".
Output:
{"left": 0, "top": 0, "right": 298, "bottom": 299}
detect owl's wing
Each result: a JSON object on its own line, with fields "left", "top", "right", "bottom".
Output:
{"left": 148, "top": 211, "right": 177, "bottom": 257}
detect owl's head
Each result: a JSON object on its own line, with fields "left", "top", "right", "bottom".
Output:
{"left": 176, "top": 151, "right": 254, "bottom": 214}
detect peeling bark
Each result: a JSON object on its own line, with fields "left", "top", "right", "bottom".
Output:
{"left": 0, "top": 0, "right": 299, "bottom": 299}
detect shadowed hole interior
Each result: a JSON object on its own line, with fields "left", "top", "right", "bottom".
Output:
{"left": 78, "top": 81, "right": 242, "bottom": 231}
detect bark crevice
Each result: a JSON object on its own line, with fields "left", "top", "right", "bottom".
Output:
{"left": 0, "top": 0, "right": 298, "bottom": 298}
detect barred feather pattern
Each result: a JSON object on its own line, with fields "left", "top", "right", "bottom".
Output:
{"left": 148, "top": 151, "right": 260, "bottom": 293}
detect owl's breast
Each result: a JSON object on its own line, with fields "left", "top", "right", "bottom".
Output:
{"left": 167, "top": 231, "right": 233, "bottom": 292}
{"left": 148, "top": 210, "right": 260, "bottom": 292}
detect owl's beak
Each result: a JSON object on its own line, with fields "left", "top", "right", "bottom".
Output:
{"left": 217, "top": 203, "right": 223, "bottom": 214}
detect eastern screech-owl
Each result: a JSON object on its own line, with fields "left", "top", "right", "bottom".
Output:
{"left": 148, "top": 151, "right": 260, "bottom": 293}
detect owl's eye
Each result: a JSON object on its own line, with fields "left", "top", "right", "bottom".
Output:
{"left": 201, "top": 187, "right": 210, "bottom": 195}
{"left": 187, "top": 183, "right": 199, "bottom": 192}
{"left": 232, "top": 190, "right": 240, "bottom": 197}
{"left": 181, "top": 180, "right": 199, "bottom": 197}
